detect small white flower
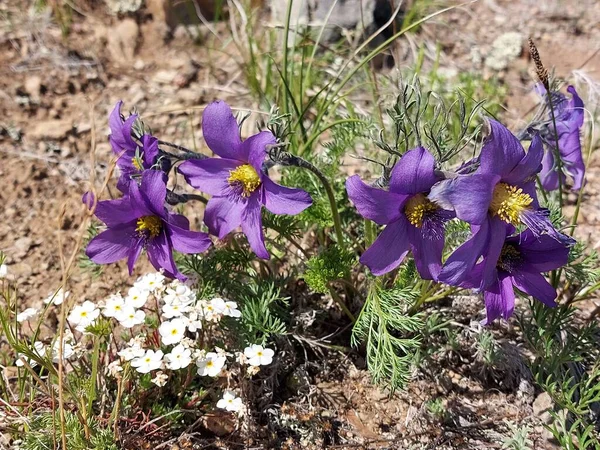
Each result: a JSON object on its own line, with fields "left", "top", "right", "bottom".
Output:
{"left": 151, "top": 371, "right": 168, "bottom": 387}
{"left": 0, "top": 263, "right": 8, "bottom": 278}
{"left": 216, "top": 390, "right": 244, "bottom": 412}
{"left": 134, "top": 272, "right": 166, "bottom": 293}
{"left": 106, "top": 360, "right": 123, "bottom": 377}
{"left": 102, "top": 294, "right": 125, "bottom": 318}
{"left": 16, "top": 307, "right": 38, "bottom": 323}
{"left": 44, "top": 288, "right": 70, "bottom": 305}
{"left": 196, "top": 352, "right": 226, "bottom": 377}
{"left": 118, "top": 344, "right": 145, "bottom": 361}
{"left": 179, "top": 337, "right": 196, "bottom": 349}
{"left": 51, "top": 341, "right": 74, "bottom": 363}
{"left": 162, "top": 302, "right": 191, "bottom": 319}
{"left": 125, "top": 286, "right": 150, "bottom": 309}
{"left": 163, "top": 284, "right": 195, "bottom": 306}
{"left": 244, "top": 344, "right": 274, "bottom": 367}
{"left": 159, "top": 318, "right": 186, "bottom": 345}
{"left": 202, "top": 298, "right": 225, "bottom": 322}
{"left": 68, "top": 301, "right": 100, "bottom": 332}
{"left": 183, "top": 309, "right": 203, "bottom": 332}
{"left": 116, "top": 306, "right": 146, "bottom": 329}
{"left": 222, "top": 301, "right": 242, "bottom": 318}
{"left": 164, "top": 344, "right": 192, "bottom": 370}
{"left": 131, "top": 349, "right": 164, "bottom": 373}
{"left": 15, "top": 341, "right": 46, "bottom": 368}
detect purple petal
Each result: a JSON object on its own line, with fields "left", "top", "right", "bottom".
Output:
{"left": 565, "top": 86, "right": 584, "bottom": 128}
{"left": 407, "top": 225, "right": 443, "bottom": 280}
{"left": 178, "top": 158, "right": 239, "bottom": 196}
{"left": 360, "top": 218, "right": 410, "bottom": 276}
{"left": 558, "top": 129, "right": 585, "bottom": 191}
{"left": 346, "top": 175, "right": 407, "bottom": 225}
{"left": 202, "top": 101, "right": 243, "bottom": 160}
{"left": 539, "top": 147, "right": 560, "bottom": 191}
{"left": 86, "top": 223, "right": 137, "bottom": 264}
{"left": 147, "top": 231, "right": 184, "bottom": 280}
{"left": 509, "top": 230, "right": 569, "bottom": 272}
{"left": 482, "top": 274, "right": 515, "bottom": 325}
{"left": 478, "top": 119, "right": 527, "bottom": 178}
{"left": 242, "top": 131, "right": 276, "bottom": 173}
{"left": 109, "top": 101, "right": 138, "bottom": 153}
{"left": 389, "top": 147, "right": 439, "bottom": 195}
{"left": 262, "top": 177, "right": 312, "bottom": 215}
{"left": 82, "top": 191, "right": 95, "bottom": 211}
{"left": 204, "top": 196, "right": 243, "bottom": 239}
{"left": 167, "top": 218, "right": 212, "bottom": 254}
{"left": 429, "top": 173, "right": 499, "bottom": 225}
{"left": 141, "top": 135, "right": 159, "bottom": 166}
{"left": 140, "top": 170, "right": 167, "bottom": 218}
{"left": 511, "top": 270, "right": 557, "bottom": 307}
{"left": 241, "top": 194, "right": 269, "bottom": 259}
{"left": 127, "top": 236, "right": 144, "bottom": 275}
{"left": 503, "top": 134, "right": 543, "bottom": 184}
{"left": 479, "top": 218, "right": 508, "bottom": 290}
{"left": 95, "top": 196, "right": 139, "bottom": 227}
{"left": 520, "top": 209, "right": 576, "bottom": 246}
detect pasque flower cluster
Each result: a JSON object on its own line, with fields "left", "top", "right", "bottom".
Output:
{"left": 347, "top": 103, "right": 582, "bottom": 324}
{"left": 86, "top": 101, "right": 312, "bottom": 279}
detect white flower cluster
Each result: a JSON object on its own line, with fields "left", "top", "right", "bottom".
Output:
{"left": 15, "top": 335, "right": 76, "bottom": 367}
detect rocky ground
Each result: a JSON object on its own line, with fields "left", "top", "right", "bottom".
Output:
{"left": 1, "top": 0, "right": 599, "bottom": 448}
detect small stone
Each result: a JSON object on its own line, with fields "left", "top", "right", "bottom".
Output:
{"left": 24, "top": 75, "right": 42, "bottom": 102}
{"left": 107, "top": 18, "right": 140, "bottom": 64}
{"left": 29, "top": 119, "right": 73, "bottom": 140}
{"left": 533, "top": 392, "right": 553, "bottom": 422}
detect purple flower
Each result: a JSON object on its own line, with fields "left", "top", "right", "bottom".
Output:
{"left": 431, "top": 119, "right": 574, "bottom": 290}
{"left": 109, "top": 101, "right": 161, "bottom": 192}
{"left": 178, "top": 101, "right": 312, "bottom": 259}
{"left": 537, "top": 85, "right": 585, "bottom": 191}
{"left": 86, "top": 170, "right": 211, "bottom": 280}
{"left": 467, "top": 228, "right": 569, "bottom": 324}
{"left": 346, "top": 147, "right": 453, "bottom": 279}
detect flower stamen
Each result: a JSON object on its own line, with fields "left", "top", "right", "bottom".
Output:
{"left": 136, "top": 215, "right": 162, "bottom": 238}
{"left": 228, "top": 164, "right": 261, "bottom": 197}
{"left": 490, "top": 183, "right": 533, "bottom": 225}
{"left": 404, "top": 193, "right": 438, "bottom": 228}
{"left": 497, "top": 244, "right": 521, "bottom": 273}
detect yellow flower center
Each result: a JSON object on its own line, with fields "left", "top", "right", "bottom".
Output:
{"left": 228, "top": 164, "right": 261, "bottom": 197}
{"left": 132, "top": 156, "right": 144, "bottom": 171}
{"left": 171, "top": 329, "right": 178, "bottom": 335}
{"left": 257, "top": 351, "right": 263, "bottom": 357}
{"left": 404, "top": 194, "right": 438, "bottom": 228}
{"left": 489, "top": 183, "right": 533, "bottom": 225}
{"left": 80, "top": 312, "right": 88, "bottom": 317}
{"left": 136, "top": 215, "right": 162, "bottom": 238}
{"left": 206, "top": 361, "right": 214, "bottom": 367}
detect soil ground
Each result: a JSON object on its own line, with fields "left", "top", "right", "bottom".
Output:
{"left": 1, "top": 0, "right": 600, "bottom": 448}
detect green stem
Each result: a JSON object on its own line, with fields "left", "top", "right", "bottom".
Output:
{"left": 87, "top": 336, "right": 100, "bottom": 415}
{"left": 328, "top": 285, "right": 356, "bottom": 323}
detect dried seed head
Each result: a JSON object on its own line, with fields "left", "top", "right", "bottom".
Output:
{"left": 528, "top": 38, "right": 549, "bottom": 89}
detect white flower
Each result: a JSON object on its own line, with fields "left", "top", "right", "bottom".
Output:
{"left": 134, "top": 272, "right": 165, "bottom": 293}
{"left": 44, "top": 288, "right": 70, "bottom": 306}
{"left": 151, "top": 371, "right": 168, "bottom": 387}
{"left": 116, "top": 306, "right": 146, "bottom": 329}
{"left": 196, "top": 352, "right": 226, "bottom": 377}
{"left": 16, "top": 307, "right": 38, "bottom": 323}
{"left": 183, "top": 308, "right": 203, "bottom": 332}
{"left": 0, "top": 264, "right": 7, "bottom": 278}
{"left": 162, "top": 302, "right": 191, "bottom": 319}
{"left": 244, "top": 344, "right": 274, "bottom": 367}
{"left": 179, "top": 337, "right": 196, "bottom": 348}
{"left": 125, "top": 286, "right": 150, "bottom": 309}
{"left": 222, "top": 301, "right": 242, "bottom": 318}
{"left": 163, "top": 284, "right": 195, "bottom": 306}
{"left": 164, "top": 344, "right": 192, "bottom": 370}
{"left": 131, "top": 349, "right": 164, "bottom": 373}
{"left": 118, "top": 344, "right": 145, "bottom": 361}
{"left": 102, "top": 294, "right": 125, "bottom": 318}
{"left": 51, "top": 341, "right": 74, "bottom": 363}
{"left": 216, "top": 390, "right": 244, "bottom": 412}
{"left": 158, "top": 318, "right": 186, "bottom": 345}
{"left": 15, "top": 341, "right": 46, "bottom": 367}
{"left": 106, "top": 360, "right": 123, "bottom": 377}
{"left": 68, "top": 301, "right": 100, "bottom": 332}
{"left": 202, "top": 298, "right": 226, "bottom": 322}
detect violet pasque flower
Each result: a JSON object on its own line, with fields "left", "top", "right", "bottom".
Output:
{"left": 109, "top": 101, "right": 161, "bottom": 192}
{"left": 537, "top": 85, "right": 585, "bottom": 191}
{"left": 346, "top": 147, "right": 453, "bottom": 279}
{"left": 471, "top": 228, "right": 569, "bottom": 324}
{"left": 178, "top": 101, "right": 312, "bottom": 259}
{"left": 86, "top": 170, "right": 211, "bottom": 280}
{"left": 431, "top": 119, "right": 574, "bottom": 290}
